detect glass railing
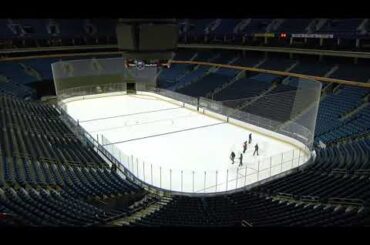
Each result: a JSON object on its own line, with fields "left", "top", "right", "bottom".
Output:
{"left": 58, "top": 82, "right": 127, "bottom": 102}
{"left": 100, "top": 134, "right": 309, "bottom": 193}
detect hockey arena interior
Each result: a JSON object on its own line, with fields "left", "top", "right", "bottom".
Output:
{"left": 0, "top": 18, "right": 370, "bottom": 227}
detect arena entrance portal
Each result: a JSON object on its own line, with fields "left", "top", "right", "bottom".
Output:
{"left": 127, "top": 83, "right": 136, "bottom": 94}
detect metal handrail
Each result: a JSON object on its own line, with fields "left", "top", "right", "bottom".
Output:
{"left": 241, "top": 219, "right": 253, "bottom": 227}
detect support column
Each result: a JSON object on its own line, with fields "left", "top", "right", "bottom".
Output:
{"left": 215, "top": 171, "right": 218, "bottom": 192}
{"left": 226, "top": 169, "right": 229, "bottom": 191}
{"left": 204, "top": 171, "right": 206, "bottom": 193}
{"left": 236, "top": 167, "right": 239, "bottom": 188}
{"left": 160, "top": 167, "right": 162, "bottom": 188}
{"left": 151, "top": 164, "right": 153, "bottom": 185}
{"left": 170, "top": 169, "right": 172, "bottom": 190}
{"left": 356, "top": 38, "right": 360, "bottom": 48}
{"left": 269, "top": 157, "right": 272, "bottom": 177}
{"left": 192, "top": 171, "right": 195, "bottom": 192}
{"left": 143, "top": 162, "right": 145, "bottom": 181}
{"left": 244, "top": 167, "right": 248, "bottom": 185}
{"left": 281, "top": 154, "right": 284, "bottom": 172}
{"left": 181, "top": 170, "right": 183, "bottom": 192}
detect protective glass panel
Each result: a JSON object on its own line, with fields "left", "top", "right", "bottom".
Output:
{"left": 55, "top": 63, "right": 321, "bottom": 194}
{"left": 52, "top": 57, "right": 158, "bottom": 98}
{"left": 213, "top": 77, "right": 322, "bottom": 148}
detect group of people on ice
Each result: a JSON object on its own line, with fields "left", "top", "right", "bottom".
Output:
{"left": 230, "top": 133, "right": 259, "bottom": 167}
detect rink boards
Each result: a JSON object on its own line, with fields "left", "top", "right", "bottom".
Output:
{"left": 61, "top": 91, "right": 311, "bottom": 193}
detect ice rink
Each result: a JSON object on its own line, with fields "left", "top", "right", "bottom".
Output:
{"left": 63, "top": 92, "right": 309, "bottom": 193}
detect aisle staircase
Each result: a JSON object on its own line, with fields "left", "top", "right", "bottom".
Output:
{"left": 20, "top": 63, "right": 42, "bottom": 81}
{"left": 322, "top": 65, "right": 340, "bottom": 92}
{"left": 357, "top": 19, "right": 368, "bottom": 35}
{"left": 340, "top": 102, "right": 369, "bottom": 121}
{"left": 208, "top": 70, "right": 246, "bottom": 99}
{"left": 109, "top": 195, "right": 173, "bottom": 226}
{"left": 207, "top": 56, "right": 266, "bottom": 99}
{"left": 233, "top": 19, "right": 252, "bottom": 34}
{"left": 315, "top": 19, "right": 328, "bottom": 32}
{"left": 266, "top": 19, "right": 284, "bottom": 32}
{"left": 237, "top": 84, "right": 277, "bottom": 110}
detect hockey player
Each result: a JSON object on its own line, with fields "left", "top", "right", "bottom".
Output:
{"left": 243, "top": 141, "right": 248, "bottom": 153}
{"left": 239, "top": 153, "right": 243, "bottom": 167}
{"left": 253, "top": 143, "right": 259, "bottom": 156}
{"left": 249, "top": 133, "right": 252, "bottom": 144}
{"left": 230, "top": 151, "right": 236, "bottom": 164}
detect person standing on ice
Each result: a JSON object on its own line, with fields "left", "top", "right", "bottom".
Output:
{"left": 243, "top": 141, "right": 248, "bottom": 153}
{"left": 230, "top": 151, "right": 236, "bottom": 164}
{"left": 249, "top": 133, "right": 252, "bottom": 144}
{"left": 253, "top": 143, "right": 259, "bottom": 156}
{"left": 239, "top": 153, "right": 243, "bottom": 167}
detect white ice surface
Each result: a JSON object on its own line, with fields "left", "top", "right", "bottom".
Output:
{"left": 64, "top": 93, "right": 308, "bottom": 193}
